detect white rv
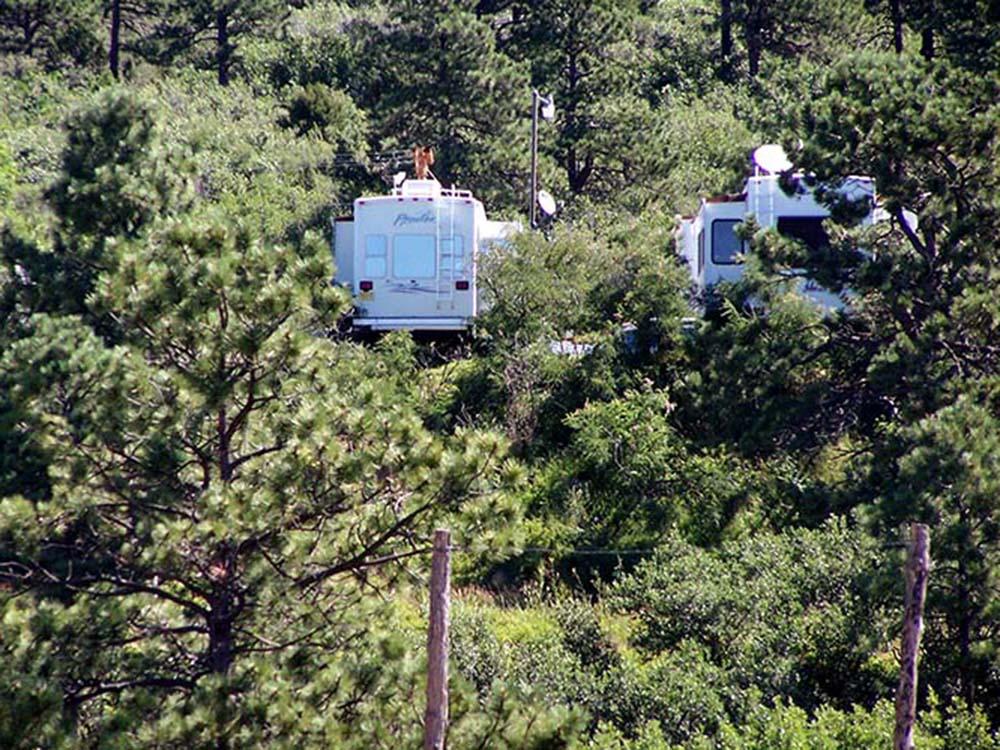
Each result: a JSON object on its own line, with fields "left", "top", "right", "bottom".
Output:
{"left": 676, "top": 146, "right": 875, "bottom": 311}
{"left": 333, "top": 177, "right": 518, "bottom": 332}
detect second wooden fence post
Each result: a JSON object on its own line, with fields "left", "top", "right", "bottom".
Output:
{"left": 424, "top": 529, "right": 451, "bottom": 750}
{"left": 893, "top": 522, "right": 930, "bottom": 750}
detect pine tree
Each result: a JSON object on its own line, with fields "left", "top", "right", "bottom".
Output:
{"left": 771, "top": 51, "right": 1000, "bottom": 714}
{"left": 886, "top": 391, "right": 1000, "bottom": 711}
{"left": 0, "top": 86, "right": 519, "bottom": 745}
{"left": 349, "top": 0, "right": 529, "bottom": 208}
{"left": 790, "top": 53, "right": 1000, "bottom": 420}
{"left": 502, "top": 0, "right": 648, "bottom": 196}
{"left": 140, "top": 0, "right": 287, "bottom": 85}
{"left": 0, "top": 216, "right": 517, "bottom": 743}
{"left": 3, "top": 89, "right": 192, "bottom": 329}
{"left": 0, "top": 0, "right": 103, "bottom": 69}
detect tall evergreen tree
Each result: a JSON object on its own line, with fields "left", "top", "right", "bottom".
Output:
{"left": 788, "top": 54, "right": 1000, "bottom": 417}
{"left": 0, "top": 0, "right": 103, "bottom": 69}
{"left": 0, "top": 215, "right": 516, "bottom": 744}
{"left": 887, "top": 391, "right": 1000, "bottom": 711}
{"left": 711, "top": 0, "right": 866, "bottom": 78}
{"left": 3, "top": 90, "right": 192, "bottom": 329}
{"left": 349, "top": 0, "right": 529, "bottom": 208}
{"left": 865, "top": 0, "right": 1000, "bottom": 70}
{"left": 502, "top": 0, "right": 646, "bottom": 196}
{"left": 140, "top": 0, "right": 286, "bottom": 85}
{"left": 760, "top": 51, "right": 1000, "bottom": 713}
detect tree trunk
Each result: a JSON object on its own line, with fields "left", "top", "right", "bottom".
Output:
{"left": 747, "top": 37, "right": 761, "bottom": 78}
{"left": 109, "top": 0, "right": 122, "bottom": 79}
{"left": 218, "top": 407, "right": 232, "bottom": 481}
{"left": 208, "top": 603, "right": 234, "bottom": 676}
{"left": 208, "top": 600, "right": 234, "bottom": 750}
{"left": 745, "top": 1, "right": 763, "bottom": 78}
{"left": 920, "top": 25, "right": 934, "bottom": 59}
{"left": 958, "top": 580, "right": 974, "bottom": 704}
{"left": 956, "top": 504, "right": 974, "bottom": 705}
{"left": 20, "top": 12, "right": 37, "bottom": 56}
{"left": 216, "top": 9, "right": 230, "bottom": 86}
{"left": 920, "top": 2, "right": 934, "bottom": 60}
{"left": 208, "top": 550, "right": 236, "bottom": 750}
{"left": 720, "top": 0, "right": 734, "bottom": 79}
{"left": 565, "top": 47, "right": 581, "bottom": 193}
{"left": 890, "top": 0, "right": 903, "bottom": 53}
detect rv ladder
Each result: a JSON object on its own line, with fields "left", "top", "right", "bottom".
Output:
{"left": 435, "top": 200, "right": 456, "bottom": 306}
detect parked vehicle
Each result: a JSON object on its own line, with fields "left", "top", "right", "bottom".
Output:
{"left": 333, "top": 172, "right": 518, "bottom": 332}
{"left": 675, "top": 145, "right": 876, "bottom": 311}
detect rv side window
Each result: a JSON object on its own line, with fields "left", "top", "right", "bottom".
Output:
{"left": 776, "top": 216, "right": 829, "bottom": 252}
{"left": 364, "top": 234, "right": 387, "bottom": 277}
{"left": 441, "top": 236, "right": 466, "bottom": 273}
{"left": 711, "top": 220, "right": 745, "bottom": 265}
{"left": 697, "top": 230, "right": 704, "bottom": 273}
{"left": 393, "top": 234, "right": 436, "bottom": 279}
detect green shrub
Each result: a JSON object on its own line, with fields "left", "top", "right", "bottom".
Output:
{"left": 609, "top": 519, "right": 893, "bottom": 712}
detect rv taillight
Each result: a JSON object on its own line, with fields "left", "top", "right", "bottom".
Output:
{"left": 455, "top": 280, "right": 470, "bottom": 291}
{"left": 359, "top": 280, "right": 374, "bottom": 292}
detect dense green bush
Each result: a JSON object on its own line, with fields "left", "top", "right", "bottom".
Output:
{"left": 609, "top": 520, "right": 894, "bottom": 712}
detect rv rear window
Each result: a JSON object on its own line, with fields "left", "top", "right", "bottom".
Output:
{"left": 393, "top": 234, "right": 436, "bottom": 279}
{"left": 364, "top": 234, "right": 387, "bottom": 277}
{"left": 441, "top": 236, "right": 466, "bottom": 273}
{"left": 711, "top": 220, "right": 745, "bottom": 265}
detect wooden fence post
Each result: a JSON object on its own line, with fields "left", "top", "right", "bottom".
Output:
{"left": 893, "top": 522, "right": 930, "bottom": 750}
{"left": 424, "top": 529, "right": 451, "bottom": 750}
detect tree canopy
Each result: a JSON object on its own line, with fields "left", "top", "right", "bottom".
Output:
{"left": 2, "top": 1, "right": 1000, "bottom": 747}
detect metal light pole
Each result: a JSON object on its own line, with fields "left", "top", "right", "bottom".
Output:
{"left": 530, "top": 90, "right": 540, "bottom": 229}
{"left": 529, "top": 90, "right": 554, "bottom": 229}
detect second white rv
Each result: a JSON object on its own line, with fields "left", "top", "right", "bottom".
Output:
{"left": 676, "top": 146, "right": 876, "bottom": 311}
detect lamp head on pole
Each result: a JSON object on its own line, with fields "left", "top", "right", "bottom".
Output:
{"left": 539, "top": 94, "right": 555, "bottom": 121}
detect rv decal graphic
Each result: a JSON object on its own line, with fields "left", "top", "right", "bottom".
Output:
{"left": 393, "top": 211, "right": 435, "bottom": 227}
{"left": 388, "top": 282, "right": 437, "bottom": 294}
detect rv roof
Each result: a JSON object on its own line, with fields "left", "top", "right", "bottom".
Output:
{"left": 705, "top": 192, "right": 747, "bottom": 204}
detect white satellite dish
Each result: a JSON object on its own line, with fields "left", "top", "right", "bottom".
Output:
{"left": 537, "top": 189, "right": 557, "bottom": 217}
{"left": 753, "top": 144, "right": 793, "bottom": 174}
